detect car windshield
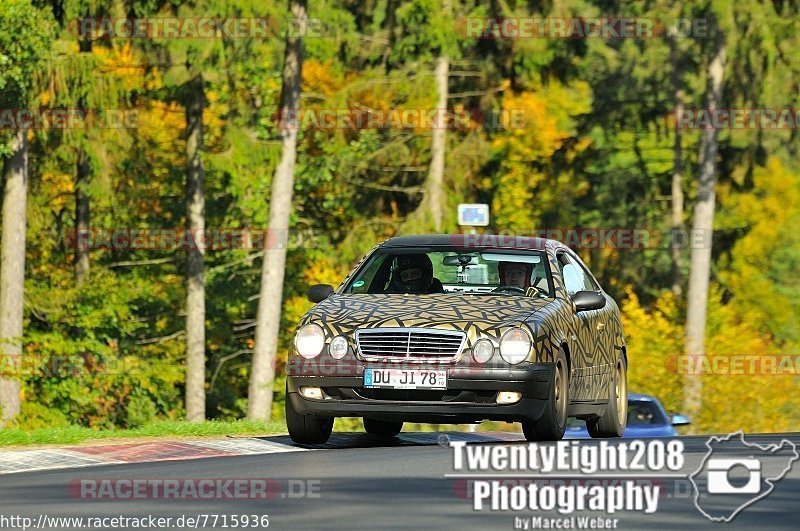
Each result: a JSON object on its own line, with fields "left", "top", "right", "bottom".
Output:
{"left": 343, "top": 248, "right": 553, "bottom": 298}
{"left": 626, "top": 401, "right": 668, "bottom": 426}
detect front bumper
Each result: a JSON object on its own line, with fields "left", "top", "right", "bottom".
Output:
{"left": 286, "top": 363, "right": 554, "bottom": 424}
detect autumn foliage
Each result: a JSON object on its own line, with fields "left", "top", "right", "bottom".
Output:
{"left": 1, "top": 0, "right": 798, "bottom": 433}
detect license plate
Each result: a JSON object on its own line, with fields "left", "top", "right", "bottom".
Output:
{"left": 363, "top": 368, "right": 447, "bottom": 390}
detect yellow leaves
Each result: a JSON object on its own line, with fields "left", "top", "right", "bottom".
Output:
{"left": 163, "top": 274, "right": 182, "bottom": 286}
{"left": 491, "top": 167, "right": 543, "bottom": 230}
{"left": 283, "top": 296, "right": 313, "bottom": 331}
{"left": 698, "top": 314, "right": 795, "bottom": 434}
{"left": 302, "top": 59, "right": 342, "bottom": 98}
{"left": 497, "top": 90, "right": 565, "bottom": 160}
{"left": 621, "top": 288, "right": 684, "bottom": 413}
{"left": 301, "top": 256, "right": 345, "bottom": 286}
{"left": 94, "top": 42, "right": 146, "bottom": 93}
{"left": 203, "top": 89, "right": 228, "bottom": 149}
{"left": 490, "top": 87, "right": 563, "bottom": 230}
{"left": 490, "top": 79, "right": 593, "bottom": 230}
{"left": 719, "top": 157, "right": 800, "bottom": 343}
{"left": 136, "top": 100, "right": 183, "bottom": 165}
{"left": 494, "top": 79, "right": 591, "bottom": 159}
{"left": 539, "top": 79, "right": 592, "bottom": 125}
{"left": 40, "top": 171, "right": 73, "bottom": 211}
{"left": 137, "top": 100, "right": 184, "bottom": 152}
{"left": 155, "top": 317, "right": 169, "bottom": 332}
{"left": 265, "top": 78, "right": 280, "bottom": 93}
{"left": 570, "top": 137, "right": 593, "bottom": 160}
{"left": 281, "top": 256, "right": 347, "bottom": 332}
{"left": 622, "top": 283, "right": 798, "bottom": 434}
{"left": 146, "top": 67, "right": 164, "bottom": 92}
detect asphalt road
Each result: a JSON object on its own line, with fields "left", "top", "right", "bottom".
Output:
{"left": 1, "top": 432, "right": 798, "bottom": 530}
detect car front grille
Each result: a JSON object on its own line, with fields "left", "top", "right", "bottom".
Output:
{"left": 355, "top": 328, "right": 466, "bottom": 363}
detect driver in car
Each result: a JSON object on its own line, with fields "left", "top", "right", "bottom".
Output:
{"left": 498, "top": 261, "right": 532, "bottom": 289}
{"left": 634, "top": 406, "right": 655, "bottom": 424}
{"left": 386, "top": 254, "right": 444, "bottom": 294}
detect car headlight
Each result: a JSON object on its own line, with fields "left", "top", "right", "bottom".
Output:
{"left": 473, "top": 339, "right": 494, "bottom": 363}
{"left": 329, "top": 335, "right": 348, "bottom": 359}
{"left": 294, "top": 323, "right": 325, "bottom": 359}
{"left": 499, "top": 328, "right": 531, "bottom": 364}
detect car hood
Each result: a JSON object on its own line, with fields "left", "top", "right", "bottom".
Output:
{"left": 565, "top": 425, "right": 678, "bottom": 439}
{"left": 620, "top": 425, "right": 677, "bottom": 438}
{"left": 304, "top": 293, "right": 553, "bottom": 339}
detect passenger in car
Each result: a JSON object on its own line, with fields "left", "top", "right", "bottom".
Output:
{"left": 386, "top": 254, "right": 444, "bottom": 294}
{"left": 498, "top": 261, "right": 532, "bottom": 289}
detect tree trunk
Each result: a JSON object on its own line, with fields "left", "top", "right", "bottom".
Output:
{"left": 670, "top": 36, "right": 684, "bottom": 297}
{"left": 74, "top": 33, "right": 92, "bottom": 286}
{"left": 425, "top": 55, "right": 448, "bottom": 232}
{"left": 382, "top": 0, "right": 397, "bottom": 71}
{"left": 671, "top": 91, "right": 684, "bottom": 297}
{"left": 0, "top": 129, "right": 28, "bottom": 427}
{"left": 247, "top": 0, "right": 307, "bottom": 421}
{"left": 185, "top": 74, "right": 206, "bottom": 422}
{"left": 683, "top": 32, "right": 726, "bottom": 419}
{"left": 75, "top": 149, "right": 90, "bottom": 285}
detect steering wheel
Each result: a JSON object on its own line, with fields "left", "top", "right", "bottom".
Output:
{"left": 528, "top": 285, "right": 550, "bottom": 297}
{"left": 492, "top": 286, "right": 526, "bottom": 295}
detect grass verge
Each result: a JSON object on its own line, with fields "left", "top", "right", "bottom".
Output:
{"left": 0, "top": 419, "right": 287, "bottom": 448}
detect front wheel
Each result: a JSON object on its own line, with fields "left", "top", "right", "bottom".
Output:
{"left": 587, "top": 356, "right": 627, "bottom": 438}
{"left": 363, "top": 418, "right": 403, "bottom": 437}
{"left": 522, "top": 347, "right": 568, "bottom": 441}
{"left": 286, "top": 388, "right": 334, "bottom": 444}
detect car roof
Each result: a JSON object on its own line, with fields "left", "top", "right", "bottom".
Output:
{"left": 628, "top": 392, "right": 657, "bottom": 402}
{"left": 380, "top": 234, "right": 566, "bottom": 252}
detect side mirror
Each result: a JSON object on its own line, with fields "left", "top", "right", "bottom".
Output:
{"left": 307, "top": 284, "right": 334, "bottom": 303}
{"left": 572, "top": 290, "right": 606, "bottom": 312}
{"left": 671, "top": 413, "right": 691, "bottom": 426}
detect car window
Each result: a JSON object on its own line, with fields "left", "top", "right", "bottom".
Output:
{"left": 627, "top": 401, "right": 668, "bottom": 426}
{"left": 349, "top": 251, "right": 388, "bottom": 294}
{"left": 557, "top": 253, "right": 595, "bottom": 295}
{"left": 343, "top": 248, "right": 553, "bottom": 297}
{"left": 569, "top": 252, "right": 601, "bottom": 291}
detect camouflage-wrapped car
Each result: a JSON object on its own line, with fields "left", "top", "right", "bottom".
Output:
{"left": 286, "top": 235, "right": 627, "bottom": 444}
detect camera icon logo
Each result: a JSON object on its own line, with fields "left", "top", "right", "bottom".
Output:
{"left": 706, "top": 458, "right": 761, "bottom": 494}
{"left": 689, "top": 432, "right": 798, "bottom": 522}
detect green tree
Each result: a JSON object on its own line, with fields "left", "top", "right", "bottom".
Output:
{"left": 0, "top": 0, "right": 56, "bottom": 426}
{"left": 249, "top": 0, "right": 308, "bottom": 421}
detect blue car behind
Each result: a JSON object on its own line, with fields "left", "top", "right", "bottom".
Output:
{"left": 566, "top": 393, "right": 690, "bottom": 438}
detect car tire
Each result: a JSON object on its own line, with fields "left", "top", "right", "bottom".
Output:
{"left": 522, "top": 346, "right": 568, "bottom": 441}
{"left": 285, "top": 388, "right": 334, "bottom": 444}
{"left": 363, "top": 418, "right": 403, "bottom": 437}
{"left": 587, "top": 356, "right": 627, "bottom": 438}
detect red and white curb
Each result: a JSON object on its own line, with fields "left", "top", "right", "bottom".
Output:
{"left": 0, "top": 438, "right": 305, "bottom": 475}
{"left": 0, "top": 431, "right": 524, "bottom": 475}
